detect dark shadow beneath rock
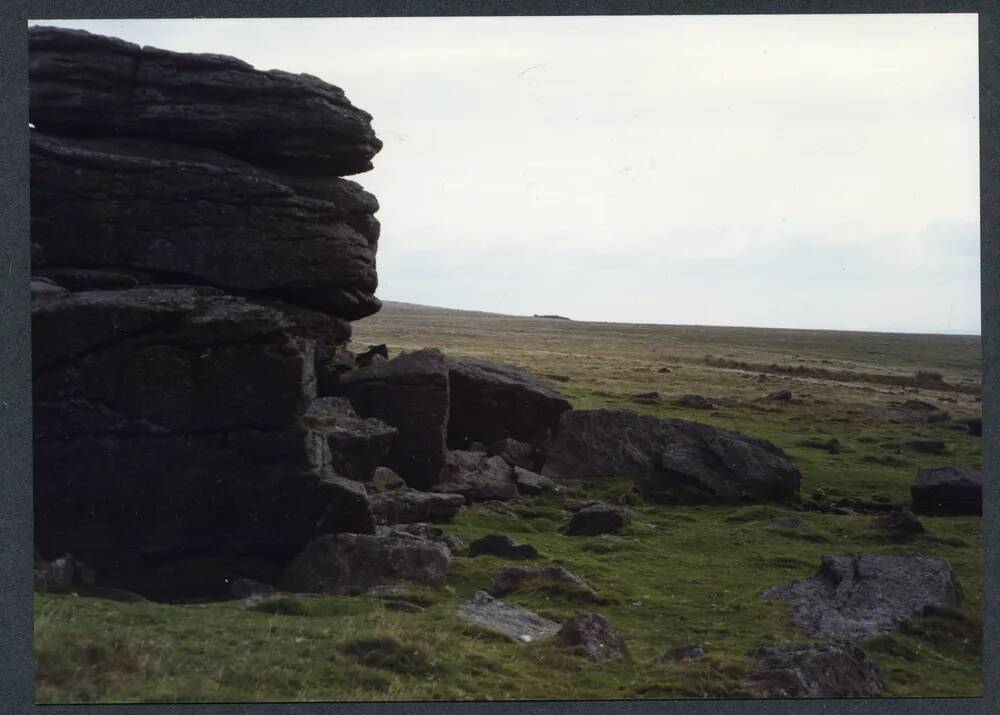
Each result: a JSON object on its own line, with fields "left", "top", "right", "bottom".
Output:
{"left": 566, "top": 504, "right": 630, "bottom": 536}
{"left": 468, "top": 534, "right": 539, "bottom": 560}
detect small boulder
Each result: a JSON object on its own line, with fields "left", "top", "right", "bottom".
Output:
{"left": 490, "top": 564, "right": 597, "bottom": 599}
{"left": 468, "top": 534, "right": 539, "bottom": 560}
{"left": 872, "top": 509, "right": 926, "bottom": 539}
{"left": 553, "top": 612, "right": 629, "bottom": 664}
{"left": 746, "top": 642, "right": 885, "bottom": 698}
{"left": 911, "top": 465, "right": 982, "bottom": 515}
{"left": 656, "top": 644, "right": 706, "bottom": 664}
{"left": 456, "top": 591, "right": 560, "bottom": 642}
{"left": 762, "top": 554, "right": 962, "bottom": 640}
{"left": 431, "top": 450, "right": 518, "bottom": 502}
{"left": 677, "top": 394, "right": 714, "bottom": 410}
{"left": 566, "top": 504, "right": 630, "bottom": 536}
{"left": 367, "top": 488, "right": 465, "bottom": 525}
{"left": 767, "top": 390, "right": 793, "bottom": 401}
{"left": 488, "top": 438, "right": 537, "bottom": 470}
{"left": 630, "top": 391, "right": 661, "bottom": 405}
{"left": 355, "top": 343, "right": 389, "bottom": 367}
{"left": 368, "top": 466, "right": 406, "bottom": 493}
{"left": 280, "top": 533, "right": 451, "bottom": 595}
{"left": 513, "top": 466, "right": 555, "bottom": 495}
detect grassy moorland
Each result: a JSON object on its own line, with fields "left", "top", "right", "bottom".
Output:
{"left": 34, "top": 302, "right": 983, "bottom": 702}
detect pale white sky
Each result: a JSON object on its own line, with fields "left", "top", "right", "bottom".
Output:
{"left": 31, "top": 15, "right": 981, "bottom": 334}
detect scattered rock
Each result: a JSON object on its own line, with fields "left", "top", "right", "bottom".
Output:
{"left": 368, "top": 488, "right": 465, "bottom": 525}
{"left": 432, "top": 450, "right": 518, "bottom": 502}
{"left": 898, "top": 399, "right": 938, "bottom": 411}
{"left": 910, "top": 466, "right": 982, "bottom": 516}
{"left": 468, "top": 534, "right": 539, "bottom": 560}
{"left": 280, "top": 533, "right": 451, "bottom": 595}
{"left": 656, "top": 644, "right": 706, "bottom": 664}
{"left": 746, "top": 642, "right": 885, "bottom": 698}
{"left": 566, "top": 504, "right": 630, "bottom": 536}
{"left": 767, "top": 390, "right": 793, "bottom": 401}
{"left": 657, "top": 367, "right": 671, "bottom": 374}
{"left": 630, "top": 391, "right": 661, "bottom": 405}
{"left": 456, "top": 591, "right": 561, "bottom": 642}
{"left": 676, "top": 394, "right": 714, "bottom": 410}
{"left": 444, "top": 354, "right": 572, "bottom": 449}
{"left": 762, "top": 554, "right": 963, "bottom": 639}
{"left": 543, "top": 409, "right": 801, "bottom": 504}
{"left": 490, "top": 564, "right": 598, "bottom": 599}
{"left": 553, "top": 613, "right": 629, "bottom": 664}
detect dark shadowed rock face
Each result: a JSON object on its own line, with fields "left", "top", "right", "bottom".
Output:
{"left": 432, "top": 450, "right": 519, "bottom": 502}
{"left": 367, "top": 489, "right": 465, "bottom": 525}
{"left": 456, "top": 591, "right": 560, "bottom": 642}
{"left": 335, "top": 349, "right": 450, "bottom": 489}
{"left": 566, "top": 504, "right": 630, "bottom": 536}
{"left": 468, "top": 534, "right": 539, "bottom": 560}
{"left": 280, "top": 533, "right": 451, "bottom": 595}
{"left": 29, "top": 26, "right": 381, "bottom": 176}
{"left": 746, "top": 642, "right": 885, "bottom": 698}
{"left": 910, "top": 466, "right": 982, "bottom": 516}
{"left": 444, "top": 355, "right": 572, "bottom": 450}
{"left": 303, "top": 397, "right": 397, "bottom": 482}
{"left": 553, "top": 613, "right": 629, "bottom": 664}
{"left": 542, "top": 409, "right": 800, "bottom": 504}
{"left": 762, "top": 555, "right": 962, "bottom": 640}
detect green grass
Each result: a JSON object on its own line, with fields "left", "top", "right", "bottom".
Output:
{"left": 35, "top": 302, "right": 982, "bottom": 702}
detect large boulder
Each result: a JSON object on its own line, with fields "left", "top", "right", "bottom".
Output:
{"left": 444, "top": 355, "right": 572, "bottom": 449}
{"left": 29, "top": 26, "right": 381, "bottom": 176}
{"left": 746, "top": 642, "right": 885, "bottom": 698}
{"left": 542, "top": 409, "right": 800, "bottom": 503}
{"left": 335, "top": 349, "right": 450, "bottom": 489}
{"left": 431, "top": 450, "right": 519, "bottom": 502}
{"left": 30, "top": 132, "right": 380, "bottom": 320}
{"left": 367, "top": 489, "right": 465, "bottom": 525}
{"left": 762, "top": 555, "right": 963, "bottom": 640}
{"left": 910, "top": 466, "right": 982, "bottom": 516}
{"left": 280, "top": 533, "right": 451, "bottom": 595}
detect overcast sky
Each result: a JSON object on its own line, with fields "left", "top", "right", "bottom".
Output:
{"left": 31, "top": 15, "right": 981, "bottom": 334}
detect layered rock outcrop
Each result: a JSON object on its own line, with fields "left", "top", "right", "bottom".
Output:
{"left": 30, "top": 26, "right": 384, "bottom": 600}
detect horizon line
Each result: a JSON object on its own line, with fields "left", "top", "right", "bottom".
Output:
{"left": 374, "top": 299, "right": 983, "bottom": 339}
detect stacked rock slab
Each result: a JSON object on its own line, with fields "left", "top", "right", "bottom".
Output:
{"left": 30, "top": 26, "right": 385, "bottom": 601}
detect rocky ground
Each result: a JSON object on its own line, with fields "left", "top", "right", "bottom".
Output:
{"left": 30, "top": 26, "right": 982, "bottom": 703}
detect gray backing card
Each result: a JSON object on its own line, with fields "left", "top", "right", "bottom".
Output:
{"left": 1, "top": 0, "right": 994, "bottom": 713}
